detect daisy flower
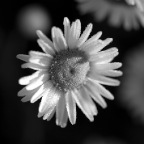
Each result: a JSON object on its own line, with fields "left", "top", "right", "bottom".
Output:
{"left": 76, "top": 0, "right": 144, "bottom": 30}
{"left": 17, "top": 17, "right": 122, "bottom": 128}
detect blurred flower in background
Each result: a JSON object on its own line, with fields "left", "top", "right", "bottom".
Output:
{"left": 118, "top": 43, "right": 144, "bottom": 124}
{"left": 16, "top": 4, "right": 51, "bottom": 39}
{"left": 76, "top": 0, "right": 144, "bottom": 30}
{"left": 83, "top": 135, "right": 127, "bottom": 144}
{"left": 126, "top": 0, "right": 144, "bottom": 11}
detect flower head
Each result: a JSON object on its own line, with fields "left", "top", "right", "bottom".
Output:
{"left": 76, "top": 0, "right": 144, "bottom": 30}
{"left": 17, "top": 17, "right": 122, "bottom": 127}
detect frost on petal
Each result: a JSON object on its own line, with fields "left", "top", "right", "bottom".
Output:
{"left": 89, "top": 62, "right": 121, "bottom": 86}
{"left": 29, "top": 50, "right": 52, "bottom": 59}
{"left": 21, "top": 63, "right": 48, "bottom": 70}
{"left": 42, "top": 108, "right": 56, "bottom": 121}
{"left": 37, "top": 39, "right": 55, "bottom": 55}
{"left": 77, "top": 23, "right": 93, "bottom": 47}
{"left": 73, "top": 88, "right": 96, "bottom": 121}
{"left": 80, "top": 39, "right": 103, "bottom": 53}
{"left": 30, "top": 82, "right": 51, "bottom": 103}
{"left": 63, "top": 17, "right": 71, "bottom": 45}
{"left": 75, "top": 19, "right": 81, "bottom": 40}
{"left": 90, "top": 38, "right": 113, "bottom": 54}
{"left": 66, "top": 91, "right": 76, "bottom": 125}
{"left": 26, "top": 73, "right": 48, "bottom": 90}
{"left": 85, "top": 83, "right": 107, "bottom": 108}
{"left": 36, "top": 30, "right": 54, "bottom": 51}
{"left": 51, "top": 27, "right": 67, "bottom": 51}
{"left": 89, "top": 62, "right": 122, "bottom": 85}
{"left": 29, "top": 52, "right": 52, "bottom": 67}
{"left": 81, "top": 38, "right": 113, "bottom": 56}
{"left": 91, "top": 62, "right": 122, "bottom": 72}
{"left": 68, "top": 19, "right": 81, "bottom": 49}
{"left": 88, "top": 78, "right": 114, "bottom": 100}
{"left": 39, "top": 88, "right": 60, "bottom": 116}
{"left": 89, "top": 47, "right": 118, "bottom": 63}
{"left": 89, "top": 72, "right": 120, "bottom": 86}
{"left": 80, "top": 31, "right": 102, "bottom": 50}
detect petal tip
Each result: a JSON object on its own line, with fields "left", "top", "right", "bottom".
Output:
{"left": 64, "top": 17, "right": 70, "bottom": 24}
{"left": 16, "top": 54, "right": 21, "bottom": 59}
{"left": 38, "top": 112, "right": 43, "bottom": 118}
{"left": 36, "top": 30, "right": 42, "bottom": 35}
{"left": 61, "top": 123, "right": 67, "bottom": 128}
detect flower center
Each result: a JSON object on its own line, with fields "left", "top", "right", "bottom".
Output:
{"left": 48, "top": 49, "right": 90, "bottom": 93}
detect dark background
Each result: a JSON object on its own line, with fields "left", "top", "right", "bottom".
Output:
{"left": 1, "top": 0, "right": 144, "bottom": 144}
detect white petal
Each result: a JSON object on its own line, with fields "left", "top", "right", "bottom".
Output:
{"left": 89, "top": 47, "right": 118, "bottom": 63}
{"left": 89, "top": 38, "right": 113, "bottom": 55}
{"left": 42, "top": 108, "right": 56, "bottom": 121}
{"left": 81, "top": 39, "right": 103, "bottom": 53}
{"left": 30, "top": 82, "right": 51, "bottom": 103}
{"left": 58, "top": 107, "right": 68, "bottom": 128}
{"left": 73, "top": 88, "right": 96, "bottom": 121}
{"left": 75, "top": 19, "right": 81, "bottom": 39}
{"left": 37, "top": 39, "right": 55, "bottom": 55}
{"left": 66, "top": 91, "right": 76, "bottom": 125}
{"left": 68, "top": 19, "right": 81, "bottom": 49}
{"left": 80, "top": 86, "right": 97, "bottom": 116}
{"left": 36, "top": 30, "right": 54, "bottom": 52}
{"left": 29, "top": 57, "right": 50, "bottom": 67}
{"left": 63, "top": 17, "right": 71, "bottom": 45}
{"left": 40, "top": 106, "right": 55, "bottom": 121}
{"left": 52, "top": 27, "right": 67, "bottom": 51}
{"left": 91, "top": 62, "right": 122, "bottom": 71}
{"left": 56, "top": 94, "right": 66, "bottom": 127}
{"left": 88, "top": 79, "right": 114, "bottom": 100}
{"left": 39, "top": 88, "right": 60, "bottom": 114}
{"left": 29, "top": 51, "right": 52, "bottom": 58}
{"left": 21, "top": 63, "right": 48, "bottom": 70}
{"left": 80, "top": 31, "right": 102, "bottom": 50}
{"left": 18, "top": 71, "right": 41, "bottom": 85}
{"left": 17, "top": 54, "right": 30, "bottom": 62}
{"left": 99, "top": 70, "right": 123, "bottom": 77}
{"left": 77, "top": 23, "right": 93, "bottom": 47}
{"left": 89, "top": 73, "right": 120, "bottom": 86}
{"left": 19, "top": 87, "right": 40, "bottom": 102}
{"left": 84, "top": 83, "right": 107, "bottom": 108}
{"left": 26, "top": 73, "right": 48, "bottom": 90}
{"left": 21, "top": 95, "right": 33, "bottom": 102}
{"left": 29, "top": 52, "right": 52, "bottom": 67}
{"left": 37, "top": 84, "right": 54, "bottom": 118}
{"left": 18, "top": 86, "right": 39, "bottom": 97}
